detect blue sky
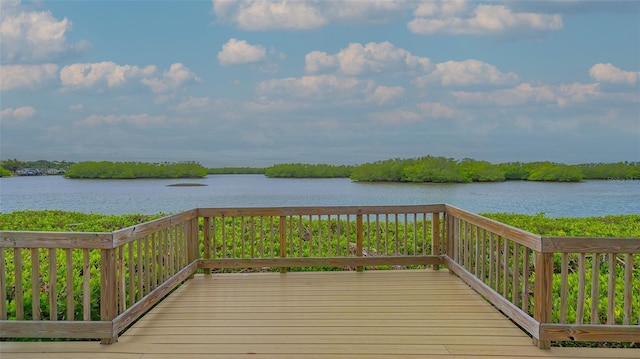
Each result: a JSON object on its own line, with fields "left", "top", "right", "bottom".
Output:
{"left": 1, "top": 0, "right": 638, "bottom": 167}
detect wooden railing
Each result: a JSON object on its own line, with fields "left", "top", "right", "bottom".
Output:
{"left": 443, "top": 204, "right": 640, "bottom": 348}
{"left": 197, "top": 205, "right": 445, "bottom": 271}
{"left": 1, "top": 204, "right": 638, "bottom": 347}
{"left": 0, "top": 211, "right": 199, "bottom": 343}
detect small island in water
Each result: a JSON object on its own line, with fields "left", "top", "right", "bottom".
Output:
{"left": 167, "top": 183, "right": 208, "bottom": 187}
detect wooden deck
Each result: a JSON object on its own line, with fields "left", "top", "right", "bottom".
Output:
{"left": 1, "top": 270, "right": 638, "bottom": 358}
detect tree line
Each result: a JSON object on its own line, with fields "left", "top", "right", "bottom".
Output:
{"left": 64, "top": 161, "right": 208, "bottom": 179}
{"left": 261, "top": 157, "right": 639, "bottom": 183}
{"left": 3, "top": 157, "right": 638, "bottom": 182}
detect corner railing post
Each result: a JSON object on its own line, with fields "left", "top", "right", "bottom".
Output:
{"left": 356, "top": 214, "right": 363, "bottom": 272}
{"left": 100, "top": 247, "right": 118, "bottom": 344}
{"left": 446, "top": 213, "right": 456, "bottom": 275}
{"left": 533, "top": 251, "right": 553, "bottom": 349}
{"left": 187, "top": 215, "right": 198, "bottom": 279}
{"left": 279, "top": 216, "right": 287, "bottom": 274}
{"left": 432, "top": 212, "right": 440, "bottom": 270}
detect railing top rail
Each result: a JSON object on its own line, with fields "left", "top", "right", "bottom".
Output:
{"left": 445, "top": 204, "right": 542, "bottom": 251}
{"left": 0, "top": 231, "right": 113, "bottom": 249}
{"left": 112, "top": 209, "right": 197, "bottom": 246}
{"left": 541, "top": 236, "right": 640, "bottom": 253}
{"left": 197, "top": 204, "right": 446, "bottom": 217}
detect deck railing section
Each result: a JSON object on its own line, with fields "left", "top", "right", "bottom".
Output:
{"left": 0, "top": 232, "right": 113, "bottom": 340}
{"left": 538, "top": 238, "right": 640, "bottom": 343}
{"left": 442, "top": 204, "right": 640, "bottom": 348}
{"left": 197, "top": 205, "right": 445, "bottom": 271}
{"left": 1, "top": 204, "right": 638, "bottom": 347}
{"left": 107, "top": 210, "right": 199, "bottom": 342}
{"left": 0, "top": 210, "right": 200, "bottom": 343}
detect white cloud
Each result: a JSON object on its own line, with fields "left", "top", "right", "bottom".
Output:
{"left": 218, "top": 38, "right": 266, "bottom": 65}
{"left": 257, "top": 74, "right": 374, "bottom": 101}
{"left": 59, "top": 62, "right": 199, "bottom": 94}
{"left": 213, "top": 0, "right": 326, "bottom": 30}
{"left": 369, "top": 101, "right": 456, "bottom": 124}
{"left": 212, "top": 0, "right": 409, "bottom": 30}
{"left": 0, "top": 7, "right": 89, "bottom": 63}
{"left": 453, "top": 82, "right": 602, "bottom": 107}
{"left": 417, "top": 101, "right": 456, "bottom": 118}
{"left": 60, "top": 62, "right": 156, "bottom": 89}
{"left": 141, "top": 63, "right": 201, "bottom": 93}
{"left": 305, "top": 41, "right": 431, "bottom": 76}
{"left": 589, "top": 63, "right": 639, "bottom": 86}
{"left": 414, "top": 59, "right": 518, "bottom": 87}
{"left": 408, "top": 2, "right": 563, "bottom": 36}
{"left": 75, "top": 113, "right": 168, "bottom": 128}
{"left": 0, "top": 106, "right": 37, "bottom": 122}
{"left": 0, "top": 64, "right": 58, "bottom": 91}
{"left": 369, "top": 109, "right": 422, "bottom": 124}
{"left": 369, "top": 85, "right": 405, "bottom": 104}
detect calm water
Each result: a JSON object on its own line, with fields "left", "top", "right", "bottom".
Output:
{"left": 0, "top": 175, "right": 638, "bottom": 217}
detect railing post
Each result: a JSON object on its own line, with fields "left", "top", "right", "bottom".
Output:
{"left": 432, "top": 212, "right": 440, "bottom": 271}
{"left": 446, "top": 213, "right": 456, "bottom": 275}
{"left": 203, "top": 216, "right": 211, "bottom": 275}
{"left": 100, "top": 247, "right": 118, "bottom": 344}
{"left": 533, "top": 252, "right": 553, "bottom": 349}
{"left": 279, "top": 216, "right": 287, "bottom": 274}
{"left": 186, "top": 217, "right": 199, "bottom": 278}
{"left": 356, "top": 214, "right": 363, "bottom": 272}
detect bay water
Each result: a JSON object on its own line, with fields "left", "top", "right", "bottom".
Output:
{"left": 1, "top": 175, "right": 638, "bottom": 217}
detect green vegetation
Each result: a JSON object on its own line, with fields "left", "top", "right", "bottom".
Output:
{"left": 65, "top": 161, "right": 207, "bottom": 179}
{"left": 257, "top": 158, "right": 638, "bottom": 183}
{"left": 265, "top": 163, "right": 353, "bottom": 178}
{"left": 0, "top": 166, "right": 11, "bottom": 177}
{"left": 208, "top": 167, "right": 265, "bottom": 175}
{"left": 351, "top": 157, "right": 638, "bottom": 183}
{"left": 483, "top": 212, "right": 640, "bottom": 237}
{"left": 0, "top": 210, "right": 164, "bottom": 232}
{"left": 3, "top": 158, "right": 638, "bottom": 183}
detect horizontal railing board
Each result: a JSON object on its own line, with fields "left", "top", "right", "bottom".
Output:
{"left": 112, "top": 210, "right": 197, "bottom": 245}
{"left": 444, "top": 256, "right": 540, "bottom": 340}
{"left": 199, "top": 256, "right": 442, "bottom": 269}
{"left": 445, "top": 204, "right": 542, "bottom": 251}
{"left": 0, "top": 231, "right": 113, "bottom": 249}
{"left": 197, "top": 204, "right": 445, "bottom": 217}
{"left": 0, "top": 320, "right": 112, "bottom": 338}
{"left": 540, "top": 324, "right": 640, "bottom": 342}
{"left": 541, "top": 237, "right": 640, "bottom": 253}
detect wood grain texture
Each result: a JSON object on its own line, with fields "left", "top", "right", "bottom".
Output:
{"left": 2, "top": 270, "right": 637, "bottom": 358}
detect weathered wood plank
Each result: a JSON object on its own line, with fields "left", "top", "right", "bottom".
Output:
{"left": 0, "top": 231, "right": 113, "bottom": 249}
{"left": 540, "top": 323, "right": 640, "bottom": 342}
{"left": 0, "top": 321, "right": 112, "bottom": 338}
{"left": 2, "top": 270, "right": 637, "bottom": 358}
{"left": 197, "top": 204, "right": 446, "bottom": 217}
{"left": 444, "top": 205, "right": 542, "bottom": 251}
{"left": 541, "top": 237, "right": 640, "bottom": 253}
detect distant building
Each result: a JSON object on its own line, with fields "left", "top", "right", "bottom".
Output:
{"left": 17, "top": 168, "right": 44, "bottom": 176}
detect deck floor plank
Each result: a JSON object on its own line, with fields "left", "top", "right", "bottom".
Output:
{"left": 1, "top": 270, "right": 638, "bottom": 358}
